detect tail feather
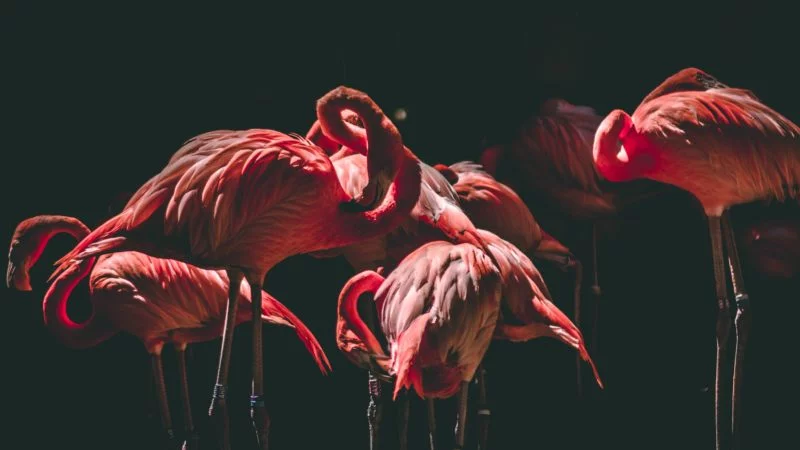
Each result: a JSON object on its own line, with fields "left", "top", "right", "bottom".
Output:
{"left": 261, "top": 293, "right": 332, "bottom": 375}
{"left": 535, "top": 296, "right": 604, "bottom": 389}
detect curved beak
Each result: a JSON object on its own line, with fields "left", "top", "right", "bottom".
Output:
{"left": 7, "top": 262, "right": 31, "bottom": 291}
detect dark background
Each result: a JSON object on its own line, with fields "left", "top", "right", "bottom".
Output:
{"left": 2, "top": 3, "right": 798, "bottom": 449}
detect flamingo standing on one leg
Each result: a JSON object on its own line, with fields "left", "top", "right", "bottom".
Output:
{"left": 479, "top": 98, "right": 667, "bottom": 374}
{"left": 433, "top": 160, "right": 588, "bottom": 397}
{"left": 47, "top": 86, "right": 422, "bottom": 450}
{"left": 592, "top": 67, "right": 800, "bottom": 450}
{"left": 7, "top": 215, "right": 330, "bottom": 449}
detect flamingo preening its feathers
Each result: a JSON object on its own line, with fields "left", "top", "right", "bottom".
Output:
{"left": 48, "top": 86, "right": 422, "bottom": 450}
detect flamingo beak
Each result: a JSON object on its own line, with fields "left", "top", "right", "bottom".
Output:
{"left": 7, "top": 262, "right": 31, "bottom": 291}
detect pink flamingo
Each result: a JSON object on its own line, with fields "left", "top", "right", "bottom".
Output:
{"left": 337, "top": 241, "right": 502, "bottom": 450}
{"left": 592, "top": 67, "right": 800, "bottom": 450}
{"left": 433, "top": 160, "right": 591, "bottom": 392}
{"left": 336, "top": 228, "right": 603, "bottom": 450}
{"left": 7, "top": 215, "right": 330, "bottom": 449}
{"left": 48, "top": 86, "right": 422, "bottom": 450}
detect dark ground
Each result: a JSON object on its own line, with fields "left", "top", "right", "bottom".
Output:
{"left": 2, "top": 3, "right": 798, "bottom": 449}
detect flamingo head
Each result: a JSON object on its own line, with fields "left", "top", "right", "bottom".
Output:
{"left": 6, "top": 219, "right": 45, "bottom": 291}
{"left": 593, "top": 109, "right": 651, "bottom": 182}
{"left": 432, "top": 164, "right": 458, "bottom": 184}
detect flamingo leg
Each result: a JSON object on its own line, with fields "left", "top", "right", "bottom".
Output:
{"left": 454, "top": 381, "right": 469, "bottom": 450}
{"left": 397, "top": 391, "right": 410, "bottom": 450}
{"left": 573, "top": 259, "right": 584, "bottom": 398}
{"left": 175, "top": 344, "right": 199, "bottom": 450}
{"left": 532, "top": 250, "right": 585, "bottom": 396}
{"left": 249, "top": 278, "right": 270, "bottom": 450}
{"left": 708, "top": 215, "right": 733, "bottom": 450}
{"left": 590, "top": 223, "right": 602, "bottom": 360}
{"left": 427, "top": 398, "right": 437, "bottom": 450}
{"left": 151, "top": 352, "right": 176, "bottom": 443}
{"left": 475, "top": 366, "right": 489, "bottom": 450}
{"left": 722, "top": 212, "right": 750, "bottom": 450}
{"left": 364, "top": 298, "right": 384, "bottom": 450}
{"left": 208, "top": 269, "right": 242, "bottom": 450}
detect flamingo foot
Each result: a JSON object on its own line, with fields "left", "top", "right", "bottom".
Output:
{"left": 208, "top": 384, "right": 230, "bottom": 450}
{"left": 250, "top": 395, "right": 270, "bottom": 450}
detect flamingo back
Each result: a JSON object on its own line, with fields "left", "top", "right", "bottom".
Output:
{"left": 377, "top": 241, "right": 502, "bottom": 398}
{"left": 632, "top": 88, "right": 800, "bottom": 210}
{"left": 446, "top": 161, "right": 542, "bottom": 253}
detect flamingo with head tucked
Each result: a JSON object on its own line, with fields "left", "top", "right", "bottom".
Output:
{"left": 47, "top": 86, "right": 421, "bottom": 450}
{"left": 7, "top": 215, "right": 330, "bottom": 449}
{"left": 592, "top": 67, "right": 800, "bottom": 450}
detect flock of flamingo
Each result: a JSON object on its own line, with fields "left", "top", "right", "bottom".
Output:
{"left": 6, "top": 67, "right": 799, "bottom": 450}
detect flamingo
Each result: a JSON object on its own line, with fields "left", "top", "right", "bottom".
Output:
{"left": 433, "top": 160, "right": 590, "bottom": 393}
{"left": 47, "top": 86, "right": 422, "bottom": 450}
{"left": 7, "top": 215, "right": 330, "bottom": 449}
{"left": 478, "top": 98, "right": 666, "bottom": 367}
{"left": 592, "top": 67, "right": 800, "bottom": 450}
{"left": 336, "top": 228, "right": 603, "bottom": 450}
{"left": 337, "top": 241, "right": 503, "bottom": 450}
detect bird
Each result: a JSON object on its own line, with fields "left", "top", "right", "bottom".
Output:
{"left": 7, "top": 215, "right": 331, "bottom": 450}
{"left": 336, "top": 241, "right": 503, "bottom": 450}
{"left": 336, "top": 228, "right": 603, "bottom": 450}
{"left": 432, "top": 160, "right": 590, "bottom": 393}
{"left": 592, "top": 67, "right": 800, "bottom": 450}
{"left": 306, "top": 120, "right": 491, "bottom": 450}
{"left": 47, "top": 86, "right": 422, "bottom": 450}
{"left": 478, "top": 97, "right": 668, "bottom": 391}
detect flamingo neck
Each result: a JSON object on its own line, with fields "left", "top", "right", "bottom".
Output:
{"left": 337, "top": 271, "right": 386, "bottom": 357}
{"left": 43, "top": 257, "right": 115, "bottom": 349}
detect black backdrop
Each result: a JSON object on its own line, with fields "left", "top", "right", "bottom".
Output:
{"left": 2, "top": 3, "right": 799, "bottom": 450}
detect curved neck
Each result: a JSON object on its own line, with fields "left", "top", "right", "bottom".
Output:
{"left": 593, "top": 110, "right": 641, "bottom": 182}
{"left": 43, "top": 257, "right": 115, "bottom": 349}
{"left": 28, "top": 216, "right": 91, "bottom": 265}
{"left": 336, "top": 271, "right": 386, "bottom": 357}
{"left": 337, "top": 152, "right": 422, "bottom": 244}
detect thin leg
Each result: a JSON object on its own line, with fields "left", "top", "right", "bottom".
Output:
{"left": 427, "top": 398, "right": 437, "bottom": 450}
{"left": 364, "top": 297, "right": 384, "bottom": 450}
{"left": 722, "top": 212, "right": 750, "bottom": 450}
{"left": 573, "top": 259, "right": 585, "bottom": 398}
{"left": 709, "top": 215, "right": 732, "bottom": 450}
{"left": 397, "top": 391, "right": 410, "bottom": 450}
{"left": 367, "top": 374, "right": 383, "bottom": 450}
{"left": 249, "top": 279, "right": 270, "bottom": 450}
{"left": 454, "top": 382, "right": 469, "bottom": 450}
{"left": 590, "top": 223, "right": 602, "bottom": 356}
{"left": 208, "top": 269, "right": 242, "bottom": 450}
{"left": 176, "top": 344, "right": 199, "bottom": 450}
{"left": 475, "top": 366, "right": 490, "bottom": 450}
{"left": 151, "top": 351, "right": 176, "bottom": 443}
